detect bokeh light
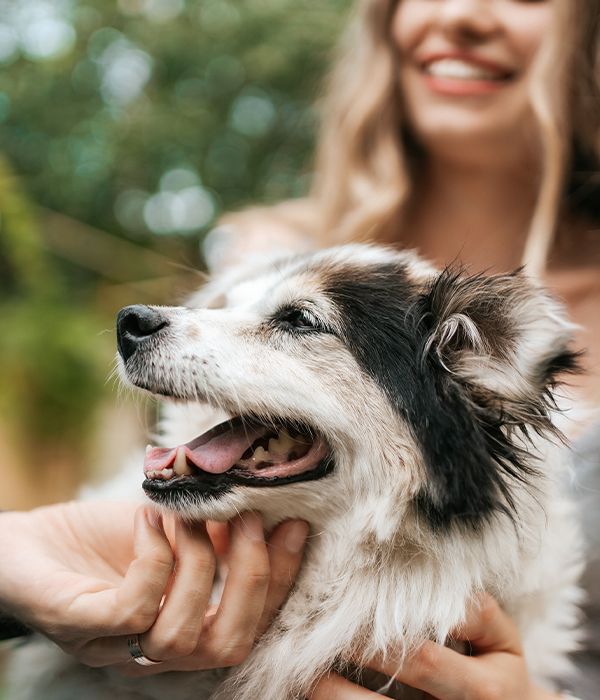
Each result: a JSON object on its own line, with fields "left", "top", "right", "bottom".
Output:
{"left": 1, "top": 0, "right": 77, "bottom": 62}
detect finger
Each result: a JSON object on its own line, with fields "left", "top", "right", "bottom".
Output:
{"left": 310, "top": 673, "right": 381, "bottom": 699}
{"left": 123, "top": 513, "right": 271, "bottom": 674}
{"left": 256, "top": 519, "right": 309, "bottom": 635}
{"left": 452, "top": 593, "right": 523, "bottom": 656}
{"left": 139, "top": 519, "right": 216, "bottom": 662}
{"left": 367, "top": 641, "right": 480, "bottom": 700}
{"left": 206, "top": 520, "right": 229, "bottom": 557}
{"left": 63, "top": 508, "right": 174, "bottom": 639}
{"left": 202, "top": 512, "right": 270, "bottom": 666}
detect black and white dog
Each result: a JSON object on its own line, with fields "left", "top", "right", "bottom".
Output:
{"left": 11, "top": 245, "right": 584, "bottom": 699}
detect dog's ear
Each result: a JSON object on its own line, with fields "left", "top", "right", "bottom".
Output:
{"left": 409, "top": 268, "right": 579, "bottom": 530}
{"left": 420, "top": 269, "right": 578, "bottom": 401}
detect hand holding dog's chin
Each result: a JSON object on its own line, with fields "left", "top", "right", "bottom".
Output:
{"left": 310, "top": 594, "right": 565, "bottom": 700}
{"left": 0, "top": 502, "right": 308, "bottom": 671}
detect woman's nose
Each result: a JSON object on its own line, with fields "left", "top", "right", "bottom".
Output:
{"left": 436, "top": 0, "right": 502, "bottom": 42}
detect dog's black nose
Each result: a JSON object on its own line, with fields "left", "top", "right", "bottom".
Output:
{"left": 117, "top": 305, "right": 169, "bottom": 361}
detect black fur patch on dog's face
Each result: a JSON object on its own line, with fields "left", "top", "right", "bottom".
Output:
{"left": 323, "top": 263, "right": 544, "bottom": 531}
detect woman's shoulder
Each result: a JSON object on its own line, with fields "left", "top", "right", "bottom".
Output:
{"left": 203, "top": 199, "right": 319, "bottom": 273}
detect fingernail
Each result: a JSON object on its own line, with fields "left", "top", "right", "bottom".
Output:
{"left": 240, "top": 512, "right": 264, "bottom": 542}
{"left": 284, "top": 521, "right": 309, "bottom": 553}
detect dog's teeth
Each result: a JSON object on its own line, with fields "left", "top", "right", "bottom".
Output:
{"left": 252, "top": 446, "right": 271, "bottom": 463}
{"left": 173, "top": 446, "right": 193, "bottom": 476}
{"left": 269, "top": 430, "right": 295, "bottom": 456}
{"left": 160, "top": 467, "right": 174, "bottom": 478}
{"left": 268, "top": 438, "right": 280, "bottom": 454}
{"left": 145, "top": 444, "right": 153, "bottom": 455}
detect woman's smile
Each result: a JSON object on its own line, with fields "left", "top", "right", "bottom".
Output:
{"left": 418, "top": 51, "right": 517, "bottom": 96}
{"left": 392, "top": 0, "right": 552, "bottom": 151}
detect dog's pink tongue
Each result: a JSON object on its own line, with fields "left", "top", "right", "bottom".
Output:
{"left": 144, "top": 420, "right": 267, "bottom": 475}
{"left": 184, "top": 425, "right": 267, "bottom": 473}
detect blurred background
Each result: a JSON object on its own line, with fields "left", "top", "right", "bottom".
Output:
{"left": 0, "top": 0, "right": 350, "bottom": 510}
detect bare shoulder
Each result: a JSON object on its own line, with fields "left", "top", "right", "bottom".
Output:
{"left": 204, "top": 199, "right": 319, "bottom": 272}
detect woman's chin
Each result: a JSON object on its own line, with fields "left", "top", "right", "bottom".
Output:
{"left": 402, "top": 76, "right": 535, "bottom": 158}
{"left": 408, "top": 112, "right": 536, "bottom": 164}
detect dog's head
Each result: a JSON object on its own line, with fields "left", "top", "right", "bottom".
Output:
{"left": 117, "top": 245, "right": 577, "bottom": 533}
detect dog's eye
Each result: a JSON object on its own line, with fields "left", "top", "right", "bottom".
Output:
{"left": 275, "top": 307, "right": 328, "bottom": 334}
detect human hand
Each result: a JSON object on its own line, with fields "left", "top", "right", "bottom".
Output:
{"left": 0, "top": 502, "right": 308, "bottom": 672}
{"left": 310, "top": 594, "right": 563, "bottom": 700}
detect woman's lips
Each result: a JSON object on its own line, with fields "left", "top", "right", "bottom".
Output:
{"left": 422, "top": 73, "right": 510, "bottom": 96}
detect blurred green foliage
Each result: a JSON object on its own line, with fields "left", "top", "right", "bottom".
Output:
{"left": 0, "top": 0, "right": 350, "bottom": 468}
{"left": 0, "top": 157, "right": 109, "bottom": 464}
{"left": 0, "top": 298, "right": 108, "bottom": 450}
{"left": 1, "top": 0, "right": 350, "bottom": 245}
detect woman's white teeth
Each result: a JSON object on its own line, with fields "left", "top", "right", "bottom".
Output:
{"left": 173, "top": 447, "right": 193, "bottom": 476}
{"left": 425, "top": 58, "right": 502, "bottom": 81}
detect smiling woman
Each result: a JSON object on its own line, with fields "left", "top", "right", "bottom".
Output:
{"left": 208, "top": 0, "right": 600, "bottom": 699}
{"left": 217, "top": 0, "right": 600, "bottom": 401}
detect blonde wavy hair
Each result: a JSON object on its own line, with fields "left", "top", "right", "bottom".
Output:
{"left": 216, "top": 0, "right": 600, "bottom": 277}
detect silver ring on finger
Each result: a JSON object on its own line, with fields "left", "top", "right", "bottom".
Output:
{"left": 127, "top": 635, "right": 163, "bottom": 666}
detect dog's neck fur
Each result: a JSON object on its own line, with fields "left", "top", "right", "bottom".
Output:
{"left": 216, "top": 466, "right": 540, "bottom": 700}
{"left": 158, "top": 404, "right": 549, "bottom": 700}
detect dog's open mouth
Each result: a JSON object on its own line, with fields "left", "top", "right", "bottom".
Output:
{"left": 143, "top": 416, "right": 333, "bottom": 499}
